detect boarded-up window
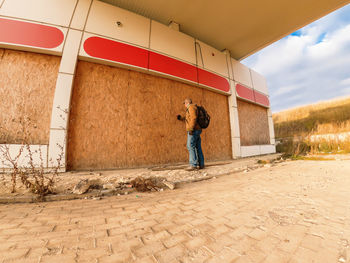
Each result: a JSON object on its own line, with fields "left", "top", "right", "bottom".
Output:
{"left": 237, "top": 99, "right": 270, "bottom": 146}
{"left": 67, "top": 61, "right": 232, "bottom": 170}
{"left": 0, "top": 49, "right": 60, "bottom": 144}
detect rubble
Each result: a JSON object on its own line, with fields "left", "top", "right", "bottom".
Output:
{"left": 0, "top": 154, "right": 282, "bottom": 202}
{"left": 72, "top": 179, "right": 102, "bottom": 194}
{"left": 130, "top": 176, "right": 173, "bottom": 192}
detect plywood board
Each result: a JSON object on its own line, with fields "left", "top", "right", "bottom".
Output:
{"left": 67, "top": 61, "right": 232, "bottom": 170}
{"left": 67, "top": 61, "right": 129, "bottom": 169}
{"left": 202, "top": 90, "right": 232, "bottom": 160}
{"left": 237, "top": 99, "right": 270, "bottom": 146}
{"left": 0, "top": 48, "right": 60, "bottom": 144}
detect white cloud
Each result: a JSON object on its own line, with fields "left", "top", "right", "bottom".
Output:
{"left": 242, "top": 4, "right": 350, "bottom": 112}
{"left": 274, "top": 85, "right": 304, "bottom": 96}
{"left": 340, "top": 78, "right": 350, "bottom": 86}
{"left": 341, "top": 87, "right": 350, "bottom": 94}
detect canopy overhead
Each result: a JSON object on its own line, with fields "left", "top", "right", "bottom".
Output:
{"left": 100, "top": 0, "right": 350, "bottom": 60}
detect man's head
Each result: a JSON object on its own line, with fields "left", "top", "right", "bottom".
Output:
{"left": 184, "top": 98, "right": 192, "bottom": 108}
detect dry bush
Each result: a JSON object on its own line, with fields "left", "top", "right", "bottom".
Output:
{"left": 273, "top": 96, "right": 350, "bottom": 156}
{"left": 0, "top": 116, "right": 64, "bottom": 198}
{"left": 276, "top": 137, "right": 310, "bottom": 158}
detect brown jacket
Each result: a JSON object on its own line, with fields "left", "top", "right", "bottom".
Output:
{"left": 185, "top": 104, "right": 201, "bottom": 131}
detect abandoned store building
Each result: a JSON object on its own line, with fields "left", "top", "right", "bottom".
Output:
{"left": 0, "top": 0, "right": 275, "bottom": 171}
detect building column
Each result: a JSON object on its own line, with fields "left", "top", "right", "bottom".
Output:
{"left": 228, "top": 88, "right": 241, "bottom": 158}
{"left": 225, "top": 50, "right": 241, "bottom": 158}
{"left": 48, "top": 0, "right": 92, "bottom": 170}
{"left": 268, "top": 109, "right": 276, "bottom": 145}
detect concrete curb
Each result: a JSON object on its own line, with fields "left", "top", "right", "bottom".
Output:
{"left": 0, "top": 188, "right": 137, "bottom": 204}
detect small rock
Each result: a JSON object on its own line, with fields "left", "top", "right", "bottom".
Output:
{"left": 102, "top": 183, "right": 114, "bottom": 190}
{"left": 163, "top": 181, "right": 176, "bottom": 190}
{"left": 264, "top": 164, "right": 271, "bottom": 168}
{"left": 338, "top": 257, "right": 346, "bottom": 263}
{"left": 72, "top": 179, "right": 91, "bottom": 195}
{"left": 101, "top": 189, "right": 114, "bottom": 195}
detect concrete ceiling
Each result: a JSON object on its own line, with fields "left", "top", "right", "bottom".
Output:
{"left": 100, "top": 0, "right": 350, "bottom": 61}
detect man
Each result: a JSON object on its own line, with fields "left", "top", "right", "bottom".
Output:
{"left": 177, "top": 98, "right": 205, "bottom": 171}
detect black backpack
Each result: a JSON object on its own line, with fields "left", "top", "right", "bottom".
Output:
{"left": 196, "top": 105, "right": 210, "bottom": 129}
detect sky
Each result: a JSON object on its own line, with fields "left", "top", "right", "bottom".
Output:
{"left": 241, "top": 4, "right": 350, "bottom": 113}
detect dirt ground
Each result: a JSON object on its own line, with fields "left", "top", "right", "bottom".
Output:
{"left": 0, "top": 154, "right": 282, "bottom": 198}
{"left": 1, "top": 158, "right": 350, "bottom": 262}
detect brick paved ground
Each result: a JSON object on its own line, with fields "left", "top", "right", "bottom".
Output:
{"left": 1, "top": 160, "right": 350, "bottom": 263}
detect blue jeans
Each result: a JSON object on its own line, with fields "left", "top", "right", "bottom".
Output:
{"left": 187, "top": 130, "right": 204, "bottom": 168}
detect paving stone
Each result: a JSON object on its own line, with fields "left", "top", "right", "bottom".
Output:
{"left": 40, "top": 254, "right": 77, "bottom": 263}
{"left": 133, "top": 241, "right": 165, "bottom": 258}
{"left": 299, "top": 234, "right": 324, "bottom": 251}
{"left": 98, "top": 251, "right": 133, "bottom": 263}
{"left": 206, "top": 247, "right": 240, "bottom": 263}
{"left": 0, "top": 160, "right": 350, "bottom": 262}
{"left": 262, "top": 249, "right": 291, "bottom": 263}
{"left": 247, "top": 228, "right": 268, "bottom": 240}
{"left": 154, "top": 244, "right": 186, "bottom": 263}
{"left": 185, "top": 236, "right": 209, "bottom": 250}
{"left": 0, "top": 248, "right": 30, "bottom": 261}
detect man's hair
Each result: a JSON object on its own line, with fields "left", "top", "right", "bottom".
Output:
{"left": 184, "top": 98, "right": 192, "bottom": 104}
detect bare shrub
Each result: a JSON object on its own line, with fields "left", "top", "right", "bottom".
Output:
{"left": 0, "top": 116, "right": 64, "bottom": 198}
{"left": 276, "top": 137, "right": 310, "bottom": 158}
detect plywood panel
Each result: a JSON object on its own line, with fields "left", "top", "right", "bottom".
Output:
{"left": 0, "top": 48, "right": 60, "bottom": 144}
{"left": 67, "top": 61, "right": 232, "bottom": 170}
{"left": 67, "top": 61, "right": 129, "bottom": 170}
{"left": 202, "top": 90, "right": 232, "bottom": 160}
{"left": 237, "top": 99, "right": 270, "bottom": 146}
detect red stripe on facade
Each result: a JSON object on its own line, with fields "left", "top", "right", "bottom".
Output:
{"left": 83, "top": 36, "right": 231, "bottom": 93}
{"left": 0, "top": 18, "right": 64, "bottom": 49}
{"left": 236, "top": 83, "right": 255, "bottom": 101}
{"left": 84, "top": 36, "right": 149, "bottom": 69}
{"left": 197, "top": 68, "right": 230, "bottom": 93}
{"left": 148, "top": 51, "right": 198, "bottom": 83}
{"left": 254, "top": 91, "right": 270, "bottom": 107}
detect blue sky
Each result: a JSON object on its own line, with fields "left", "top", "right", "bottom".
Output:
{"left": 242, "top": 4, "right": 350, "bottom": 113}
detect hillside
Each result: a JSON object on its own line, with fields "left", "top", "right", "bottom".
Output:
{"left": 273, "top": 96, "right": 350, "bottom": 139}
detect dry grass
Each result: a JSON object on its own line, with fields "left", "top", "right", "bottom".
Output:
{"left": 273, "top": 96, "right": 350, "bottom": 138}
{"left": 273, "top": 96, "right": 350, "bottom": 155}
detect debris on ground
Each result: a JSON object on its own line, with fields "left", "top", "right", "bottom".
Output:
{"left": 130, "top": 176, "right": 175, "bottom": 192}
{"left": 72, "top": 179, "right": 102, "bottom": 194}
{"left": 0, "top": 154, "right": 283, "bottom": 202}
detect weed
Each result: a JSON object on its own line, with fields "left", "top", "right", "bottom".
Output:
{"left": 274, "top": 96, "right": 350, "bottom": 156}
{"left": 0, "top": 116, "right": 64, "bottom": 199}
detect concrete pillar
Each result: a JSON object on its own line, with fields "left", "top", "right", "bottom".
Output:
{"left": 225, "top": 50, "right": 241, "bottom": 158}
{"left": 267, "top": 109, "right": 276, "bottom": 145}
{"left": 48, "top": 0, "right": 92, "bottom": 170}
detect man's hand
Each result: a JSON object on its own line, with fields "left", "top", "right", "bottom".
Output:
{"left": 189, "top": 130, "right": 193, "bottom": 135}
{"left": 177, "top": 115, "right": 182, "bottom": 120}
